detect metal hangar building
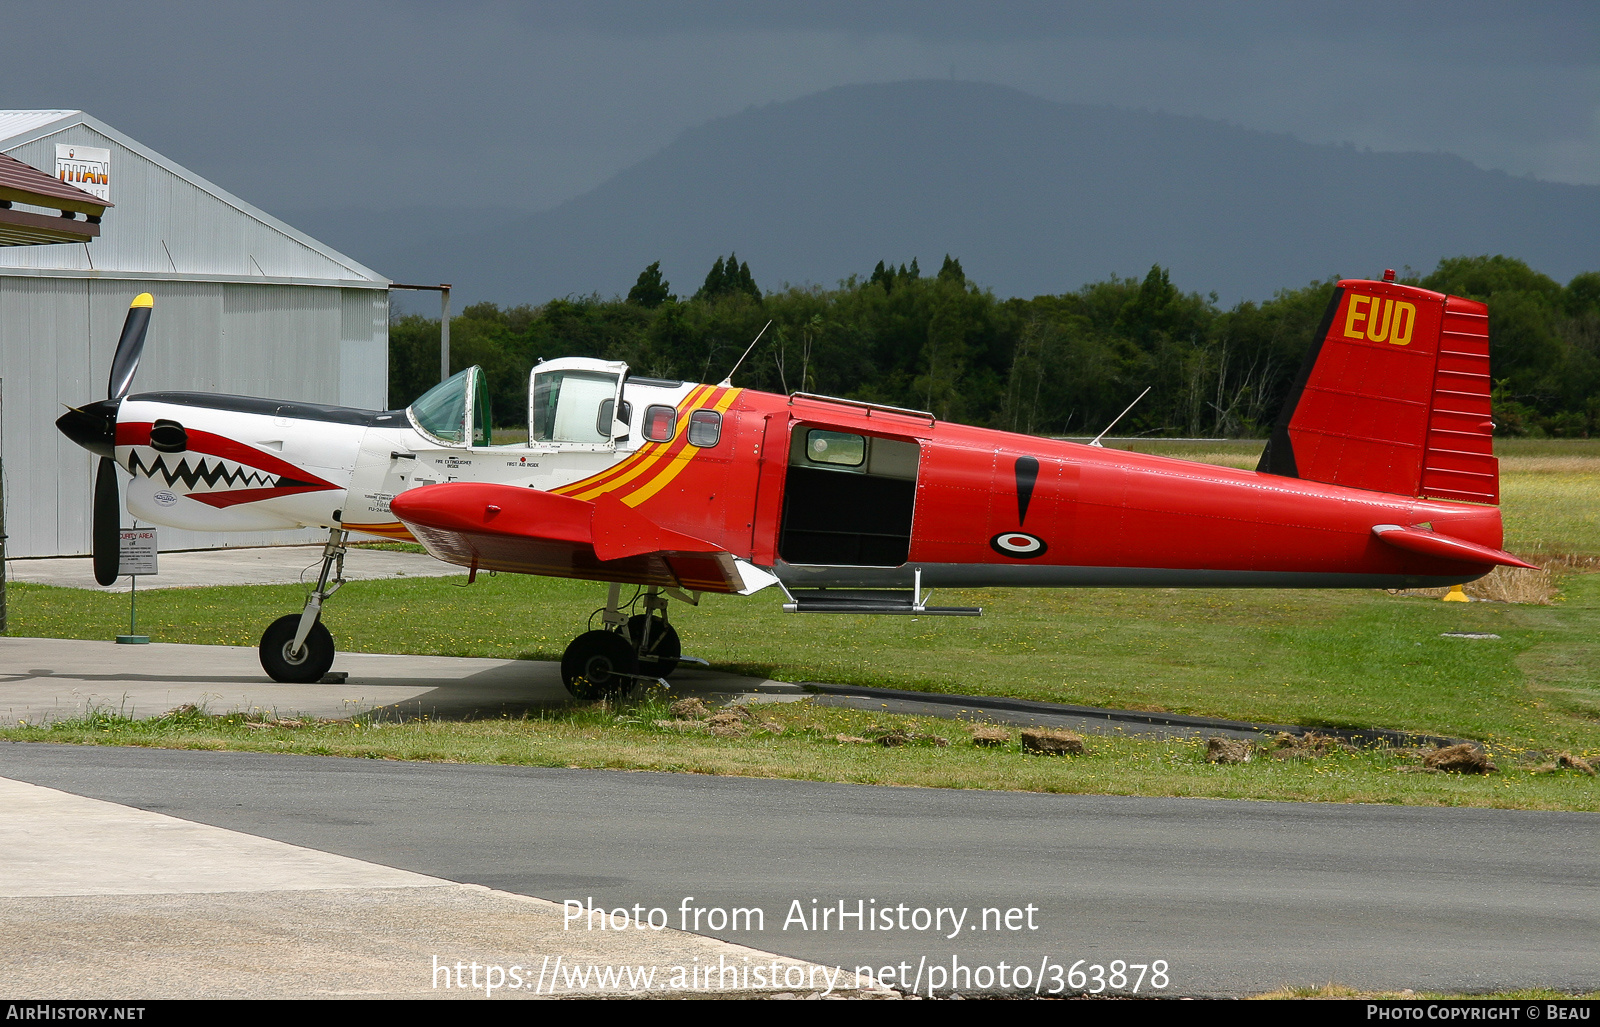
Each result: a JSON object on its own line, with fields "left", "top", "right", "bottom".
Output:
{"left": 0, "top": 110, "right": 391, "bottom": 558}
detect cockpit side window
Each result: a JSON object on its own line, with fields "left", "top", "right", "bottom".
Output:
{"left": 597, "top": 399, "right": 632, "bottom": 440}
{"left": 643, "top": 404, "right": 676, "bottom": 443}
{"left": 530, "top": 369, "right": 621, "bottom": 443}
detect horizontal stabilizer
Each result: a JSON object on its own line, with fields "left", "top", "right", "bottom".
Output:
{"left": 1371, "top": 524, "right": 1534, "bottom": 569}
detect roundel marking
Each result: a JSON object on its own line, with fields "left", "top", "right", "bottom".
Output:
{"left": 990, "top": 532, "right": 1048, "bottom": 558}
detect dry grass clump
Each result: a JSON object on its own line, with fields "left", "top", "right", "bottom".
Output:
{"left": 1422, "top": 743, "right": 1497, "bottom": 774}
{"left": 970, "top": 725, "right": 1011, "bottom": 747}
{"left": 1205, "top": 737, "right": 1253, "bottom": 764}
{"left": 1020, "top": 728, "right": 1085, "bottom": 755}
{"left": 1531, "top": 751, "right": 1597, "bottom": 776}
{"left": 668, "top": 697, "right": 711, "bottom": 720}
{"left": 1259, "top": 732, "right": 1355, "bottom": 760}
{"left": 1396, "top": 556, "right": 1585, "bottom": 605}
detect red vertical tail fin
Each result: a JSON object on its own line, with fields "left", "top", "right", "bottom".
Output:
{"left": 1257, "top": 278, "right": 1498, "bottom": 503}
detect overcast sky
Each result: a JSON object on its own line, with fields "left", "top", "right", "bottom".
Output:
{"left": 3, "top": 0, "right": 1596, "bottom": 216}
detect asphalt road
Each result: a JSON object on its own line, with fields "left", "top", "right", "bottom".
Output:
{"left": 2, "top": 742, "right": 1593, "bottom": 997}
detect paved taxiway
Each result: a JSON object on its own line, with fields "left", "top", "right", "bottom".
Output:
{"left": 2, "top": 742, "right": 1594, "bottom": 997}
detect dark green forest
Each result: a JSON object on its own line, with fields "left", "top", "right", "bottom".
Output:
{"left": 389, "top": 254, "right": 1600, "bottom": 439}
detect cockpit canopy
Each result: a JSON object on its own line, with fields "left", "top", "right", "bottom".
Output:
{"left": 405, "top": 358, "right": 633, "bottom": 449}
{"left": 407, "top": 366, "right": 493, "bottom": 446}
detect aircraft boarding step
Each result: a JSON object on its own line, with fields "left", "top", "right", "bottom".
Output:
{"left": 781, "top": 588, "right": 981, "bottom": 617}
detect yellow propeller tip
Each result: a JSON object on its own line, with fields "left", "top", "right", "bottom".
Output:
{"left": 130, "top": 293, "right": 153, "bottom": 308}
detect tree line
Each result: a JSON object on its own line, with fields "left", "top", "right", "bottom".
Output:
{"left": 389, "top": 253, "right": 1600, "bottom": 438}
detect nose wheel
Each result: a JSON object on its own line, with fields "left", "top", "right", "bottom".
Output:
{"left": 260, "top": 615, "right": 335, "bottom": 683}
{"left": 259, "top": 526, "right": 345, "bottom": 683}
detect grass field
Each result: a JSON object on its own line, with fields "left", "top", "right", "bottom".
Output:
{"left": 4, "top": 438, "right": 1596, "bottom": 807}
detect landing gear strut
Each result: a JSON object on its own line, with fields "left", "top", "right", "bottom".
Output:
{"left": 558, "top": 584, "right": 687, "bottom": 698}
{"left": 630, "top": 589, "right": 681, "bottom": 677}
{"left": 259, "top": 527, "right": 346, "bottom": 683}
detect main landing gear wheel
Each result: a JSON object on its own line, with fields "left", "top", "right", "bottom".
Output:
{"left": 561, "top": 630, "right": 639, "bottom": 700}
{"left": 627, "top": 613, "right": 681, "bottom": 677}
{"left": 259, "top": 614, "right": 335, "bottom": 683}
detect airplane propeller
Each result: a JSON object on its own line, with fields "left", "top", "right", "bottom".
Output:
{"left": 55, "top": 293, "right": 154, "bottom": 585}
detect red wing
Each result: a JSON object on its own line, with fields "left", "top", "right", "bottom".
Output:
{"left": 388, "top": 482, "right": 751, "bottom": 594}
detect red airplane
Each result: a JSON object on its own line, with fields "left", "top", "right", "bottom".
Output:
{"left": 58, "top": 275, "right": 1529, "bottom": 695}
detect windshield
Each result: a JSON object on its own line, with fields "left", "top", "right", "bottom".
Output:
{"left": 409, "top": 369, "right": 470, "bottom": 443}
{"left": 408, "top": 367, "right": 492, "bottom": 445}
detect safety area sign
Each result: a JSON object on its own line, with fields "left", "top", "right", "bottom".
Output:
{"left": 118, "top": 529, "right": 158, "bottom": 576}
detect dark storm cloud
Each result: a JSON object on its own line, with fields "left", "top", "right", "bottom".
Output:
{"left": 486, "top": 0, "right": 1596, "bottom": 59}
{"left": 1, "top": 0, "right": 1594, "bottom": 218}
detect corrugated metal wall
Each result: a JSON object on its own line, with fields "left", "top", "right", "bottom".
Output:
{"left": 0, "top": 124, "right": 371, "bottom": 281}
{"left": 0, "top": 120, "right": 391, "bottom": 558}
{"left": 1, "top": 277, "right": 394, "bottom": 556}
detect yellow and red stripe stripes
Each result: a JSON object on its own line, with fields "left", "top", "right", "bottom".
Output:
{"left": 553, "top": 385, "right": 740, "bottom": 507}
{"left": 622, "top": 386, "right": 740, "bottom": 507}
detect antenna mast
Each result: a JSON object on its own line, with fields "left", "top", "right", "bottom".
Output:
{"left": 1089, "top": 386, "right": 1151, "bottom": 447}
{"left": 719, "top": 320, "right": 773, "bottom": 387}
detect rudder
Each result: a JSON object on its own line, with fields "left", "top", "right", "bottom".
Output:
{"left": 1257, "top": 278, "right": 1497, "bottom": 504}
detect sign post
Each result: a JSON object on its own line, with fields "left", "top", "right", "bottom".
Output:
{"left": 116, "top": 528, "right": 157, "bottom": 644}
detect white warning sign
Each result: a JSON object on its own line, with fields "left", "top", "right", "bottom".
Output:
{"left": 118, "top": 529, "right": 158, "bottom": 576}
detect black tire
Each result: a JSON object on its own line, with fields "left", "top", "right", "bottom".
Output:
{"left": 561, "top": 630, "right": 639, "bottom": 699}
{"left": 626, "top": 614, "right": 681, "bottom": 677}
{"left": 259, "top": 614, "right": 336, "bottom": 683}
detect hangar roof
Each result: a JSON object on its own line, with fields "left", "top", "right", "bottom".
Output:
{"left": 0, "top": 110, "right": 387, "bottom": 287}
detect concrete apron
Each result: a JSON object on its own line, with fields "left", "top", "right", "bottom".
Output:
{"left": 1, "top": 637, "right": 1290, "bottom": 741}
{"left": 0, "top": 775, "right": 885, "bottom": 1000}
{"left": 0, "top": 637, "right": 797, "bottom": 726}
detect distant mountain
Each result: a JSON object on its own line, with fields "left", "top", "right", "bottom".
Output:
{"left": 306, "top": 81, "right": 1600, "bottom": 305}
